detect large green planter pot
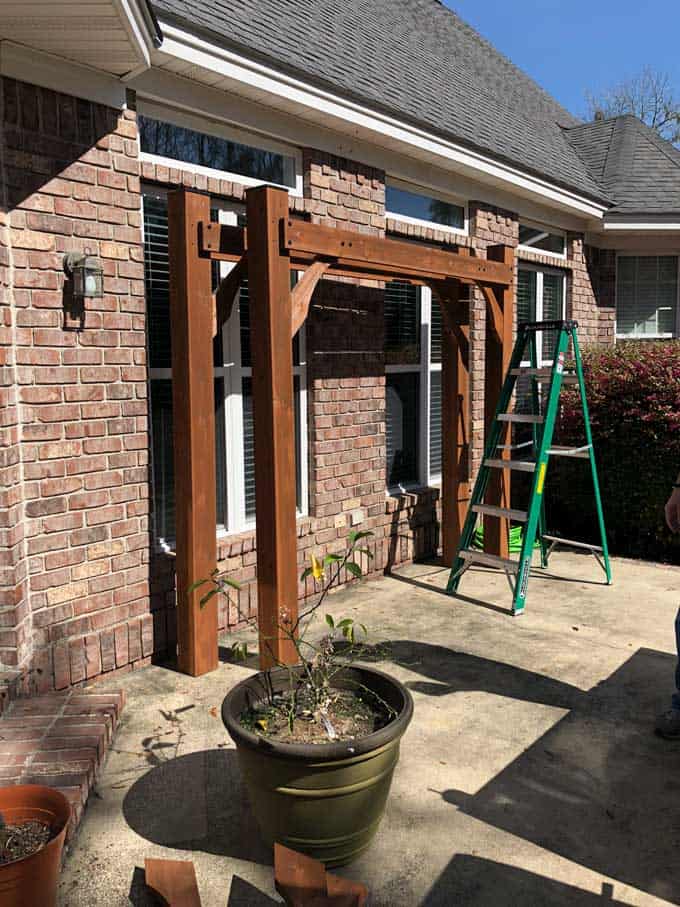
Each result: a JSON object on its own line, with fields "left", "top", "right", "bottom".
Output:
{"left": 222, "top": 664, "right": 413, "bottom": 867}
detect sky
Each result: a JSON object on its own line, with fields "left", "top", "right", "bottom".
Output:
{"left": 444, "top": 0, "right": 680, "bottom": 119}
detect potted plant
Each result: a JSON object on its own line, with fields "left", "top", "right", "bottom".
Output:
{"left": 194, "top": 531, "right": 413, "bottom": 867}
{"left": 0, "top": 784, "right": 71, "bottom": 906}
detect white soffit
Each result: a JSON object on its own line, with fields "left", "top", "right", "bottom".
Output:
{"left": 0, "top": 0, "right": 155, "bottom": 77}
{"left": 151, "top": 21, "right": 608, "bottom": 222}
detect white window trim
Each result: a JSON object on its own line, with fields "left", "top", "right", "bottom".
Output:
{"left": 144, "top": 187, "right": 308, "bottom": 546}
{"left": 386, "top": 177, "right": 468, "bottom": 238}
{"left": 138, "top": 99, "right": 304, "bottom": 196}
{"left": 385, "top": 284, "right": 441, "bottom": 494}
{"left": 518, "top": 219, "right": 567, "bottom": 261}
{"left": 518, "top": 263, "right": 567, "bottom": 367}
{"left": 614, "top": 252, "right": 680, "bottom": 340}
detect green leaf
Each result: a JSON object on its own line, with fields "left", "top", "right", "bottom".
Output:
{"left": 336, "top": 618, "right": 353, "bottom": 629}
{"left": 346, "top": 562, "right": 363, "bottom": 579}
{"left": 359, "top": 623, "right": 368, "bottom": 636}
{"left": 358, "top": 547, "right": 374, "bottom": 559}
{"left": 350, "top": 530, "right": 373, "bottom": 544}
{"left": 300, "top": 567, "right": 313, "bottom": 581}
{"left": 325, "top": 614, "right": 335, "bottom": 629}
{"left": 188, "top": 578, "right": 210, "bottom": 594}
{"left": 323, "top": 553, "right": 343, "bottom": 564}
{"left": 199, "top": 588, "right": 220, "bottom": 607}
{"left": 221, "top": 576, "right": 241, "bottom": 590}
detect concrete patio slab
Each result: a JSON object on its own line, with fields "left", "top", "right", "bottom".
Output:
{"left": 58, "top": 552, "right": 680, "bottom": 906}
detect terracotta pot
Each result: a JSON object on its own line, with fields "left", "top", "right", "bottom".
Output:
{"left": 222, "top": 664, "right": 413, "bottom": 867}
{"left": 0, "top": 784, "right": 71, "bottom": 907}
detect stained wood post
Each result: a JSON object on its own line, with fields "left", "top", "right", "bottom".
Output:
{"left": 437, "top": 281, "right": 470, "bottom": 565}
{"left": 168, "top": 189, "right": 218, "bottom": 677}
{"left": 483, "top": 244, "right": 514, "bottom": 559}
{"left": 246, "top": 185, "right": 299, "bottom": 668}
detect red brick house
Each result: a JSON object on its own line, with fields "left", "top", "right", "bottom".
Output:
{"left": 1, "top": 0, "right": 679, "bottom": 693}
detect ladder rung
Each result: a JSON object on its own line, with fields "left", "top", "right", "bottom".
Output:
{"left": 511, "top": 367, "right": 552, "bottom": 378}
{"left": 498, "top": 413, "right": 544, "bottom": 424}
{"left": 542, "top": 534, "right": 603, "bottom": 553}
{"left": 547, "top": 444, "right": 591, "bottom": 459}
{"left": 472, "top": 504, "right": 528, "bottom": 522}
{"left": 497, "top": 440, "right": 533, "bottom": 451}
{"left": 460, "top": 549, "right": 519, "bottom": 573}
{"left": 484, "top": 458, "right": 536, "bottom": 472}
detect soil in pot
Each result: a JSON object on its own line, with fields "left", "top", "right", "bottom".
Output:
{"left": 240, "top": 685, "right": 391, "bottom": 744}
{"left": 0, "top": 820, "right": 53, "bottom": 865}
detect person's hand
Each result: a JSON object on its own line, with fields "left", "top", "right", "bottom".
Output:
{"left": 665, "top": 487, "right": 680, "bottom": 533}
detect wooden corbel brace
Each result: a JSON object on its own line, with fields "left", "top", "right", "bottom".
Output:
{"left": 213, "top": 253, "right": 247, "bottom": 338}
{"left": 479, "top": 283, "right": 504, "bottom": 342}
{"left": 291, "top": 260, "right": 330, "bottom": 336}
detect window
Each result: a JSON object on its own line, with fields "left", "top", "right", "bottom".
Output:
{"left": 517, "top": 265, "right": 566, "bottom": 364}
{"left": 385, "top": 281, "right": 445, "bottom": 489}
{"left": 515, "top": 265, "right": 566, "bottom": 417}
{"left": 386, "top": 179, "right": 466, "bottom": 233}
{"left": 518, "top": 222, "right": 566, "bottom": 259}
{"left": 138, "top": 106, "right": 298, "bottom": 190}
{"left": 143, "top": 190, "right": 307, "bottom": 543}
{"left": 616, "top": 255, "right": 678, "bottom": 338}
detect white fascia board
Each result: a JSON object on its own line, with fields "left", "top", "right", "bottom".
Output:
{"left": 0, "top": 41, "right": 126, "bottom": 110}
{"left": 114, "top": 0, "right": 158, "bottom": 70}
{"left": 155, "top": 22, "right": 608, "bottom": 221}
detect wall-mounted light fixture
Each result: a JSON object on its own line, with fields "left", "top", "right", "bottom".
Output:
{"left": 63, "top": 250, "right": 104, "bottom": 301}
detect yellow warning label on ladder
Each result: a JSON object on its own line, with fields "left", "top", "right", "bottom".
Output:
{"left": 536, "top": 462, "right": 547, "bottom": 495}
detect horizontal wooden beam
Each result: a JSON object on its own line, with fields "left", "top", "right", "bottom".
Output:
{"left": 199, "top": 220, "right": 513, "bottom": 287}
{"left": 282, "top": 219, "right": 513, "bottom": 286}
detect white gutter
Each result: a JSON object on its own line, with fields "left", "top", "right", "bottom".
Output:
{"left": 603, "top": 221, "right": 680, "bottom": 231}
{"left": 155, "top": 21, "right": 608, "bottom": 221}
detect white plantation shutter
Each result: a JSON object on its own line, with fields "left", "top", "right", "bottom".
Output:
{"left": 616, "top": 256, "right": 678, "bottom": 337}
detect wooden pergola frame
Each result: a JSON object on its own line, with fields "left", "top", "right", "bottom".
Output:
{"left": 168, "top": 185, "right": 514, "bottom": 676}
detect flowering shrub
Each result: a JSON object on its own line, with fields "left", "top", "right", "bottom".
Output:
{"left": 549, "top": 341, "right": 680, "bottom": 562}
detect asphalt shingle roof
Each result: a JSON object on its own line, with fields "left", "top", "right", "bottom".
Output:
{"left": 565, "top": 116, "right": 680, "bottom": 216}
{"left": 150, "top": 0, "right": 610, "bottom": 204}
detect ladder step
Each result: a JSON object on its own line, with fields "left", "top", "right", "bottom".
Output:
{"left": 511, "top": 367, "right": 552, "bottom": 378}
{"left": 498, "top": 412, "right": 544, "bottom": 424}
{"left": 460, "top": 549, "right": 519, "bottom": 573}
{"left": 542, "top": 534, "right": 603, "bottom": 553}
{"left": 484, "top": 458, "right": 536, "bottom": 472}
{"left": 547, "top": 444, "right": 591, "bottom": 459}
{"left": 472, "top": 503, "right": 528, "bottom": 522}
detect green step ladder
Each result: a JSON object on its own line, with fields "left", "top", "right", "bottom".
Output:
{"left": 447, "top": 319, "right": 612, "bottom": 615}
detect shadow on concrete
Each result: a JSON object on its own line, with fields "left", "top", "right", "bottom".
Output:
{"left": 381, "top": 640, "right": 680, "bottom": 903}
{"left": 122, "top": 749, "right": 270, "bottom": 865}
{"left": 423, "top": 855, "right": 625, "bottom": 906}
{"left": 227, "top": 876, "right": 279, "bottom": 905}
{"left": 382, "top": 639, "right": 585, "bottom": 710}
{"left": 386, "top": 569, "right": 511, "bottom": 615}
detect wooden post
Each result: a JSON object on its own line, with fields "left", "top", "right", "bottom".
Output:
{"left": 436, "top": 281, "right": 470, "bottom": 565}
{"left": 483, "top": 245, "right": 514, "bottom": 559}
{"left": 168, "top": 189, "right": 218, "bottom": 676}
{"left": 246, "top": 185, "right": 299, "bottom": 668}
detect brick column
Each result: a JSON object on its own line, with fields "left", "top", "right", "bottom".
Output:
{"left": 1, "top": 77, "right": 152, "bottom": 691}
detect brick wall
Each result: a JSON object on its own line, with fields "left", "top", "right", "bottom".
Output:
{"left": 0, "top": 77, "right": 152, "bottom": 692}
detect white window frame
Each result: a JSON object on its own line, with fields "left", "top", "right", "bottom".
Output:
{"left": 614, "top": 252, "right": 680, "bottom": 340}
{"left": 144, "top": 188, "right": 308, "bottom": 546}
{"left": 518, "top": 219, "right": 567, "bottom": 261}
{"left": 386, "top": 176, "right": 468, "bottom": 238}
{"left": 385, "top": 284, "right": 441, "bottom": 494}
{"left": 518, "top": 263, "right": 567, "bottom": 367}
{"left": 138, "top": 99, "right": 304, "bottom": 196}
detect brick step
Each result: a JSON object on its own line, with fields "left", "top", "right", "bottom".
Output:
{"left": 0, "top": 688, "right": 124, "bottom": 837}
